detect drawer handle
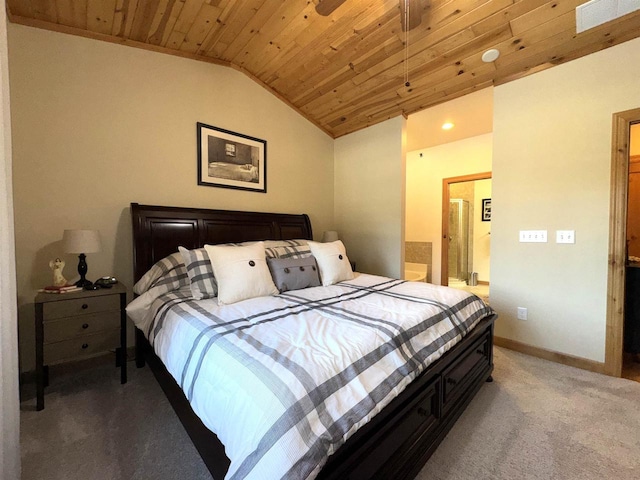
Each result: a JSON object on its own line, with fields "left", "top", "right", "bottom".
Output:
{"left": 82, "top": 323, "right": 89, "bottom": 329}
{"left": 82, "top": 343, "right": 89, "bottom": 349}
{"left": 417, "top": 407, "right": 430, "bottom": 417}
{"left": 476, "top": 348, "right": 484, "bottom": 355}
{"left": 446, "top": 377, "right": 457, "bottom": 386}
{"left": 82, "top": 304, "right": 89, "bottom": 310}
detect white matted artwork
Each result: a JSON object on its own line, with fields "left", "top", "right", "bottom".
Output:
{"left": 197, "top": 122, "right": 266, "bottom": 193}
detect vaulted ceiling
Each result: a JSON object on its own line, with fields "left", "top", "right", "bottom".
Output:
{"left": 6, "top": 0, "right": 640, "bottom": 138}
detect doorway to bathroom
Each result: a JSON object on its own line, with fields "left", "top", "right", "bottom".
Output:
{"left": 606, "top": 107, "right": 640, "bottom": 379}
{"left": 442, "top": 172, "right": 491, "bottom": 303}
{"left": 623, "top": 122, "right": 640, "bottom": 382}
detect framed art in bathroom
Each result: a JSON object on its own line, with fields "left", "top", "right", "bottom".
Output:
{"left": 197, "top": 122, "right": 267, "bottom": 193}
{"left": 482, "top": 198, "right": 491, "bottom": 221}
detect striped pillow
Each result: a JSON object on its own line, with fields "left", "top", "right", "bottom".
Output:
{"left": 133, "top": 252, "right": 188, "bottom": 295}
{"left": 263, "top": 239, "right": 311, "bottom": 260}
{"left": 179, "top": 247, "right": 217, "bottom": 300}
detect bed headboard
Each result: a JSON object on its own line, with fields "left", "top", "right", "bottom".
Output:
{"left": 131, "top": 203, "right": 313, "bottom": 282}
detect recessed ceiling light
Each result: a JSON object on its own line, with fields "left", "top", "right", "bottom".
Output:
{"left": 481, "top": 49, "right": 500, "bottom": 63}
{"left": 442, "top": 122, "right": 454, "bottom": 130}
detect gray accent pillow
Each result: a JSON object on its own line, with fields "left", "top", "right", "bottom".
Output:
{"left": 267, "top": 256, "right": 321, "bottom": 293}
{"left": 178, "top": 247, "right": 217, "bottom": 300}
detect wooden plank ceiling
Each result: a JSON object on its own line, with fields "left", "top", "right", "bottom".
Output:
{"left": 7, "top": 0, "right": 640, "bottom": 138}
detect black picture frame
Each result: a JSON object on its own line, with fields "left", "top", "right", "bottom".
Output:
{"left": 197, "top": 122, "right": 267, "bottom": 193}
{"left": 482, "top": 198, "right": 491, "bottom": 222}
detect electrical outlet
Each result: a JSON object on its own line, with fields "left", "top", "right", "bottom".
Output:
{"left": 556, "top": 230, "right": 575, "bottom": 244}
{"left": 517, "top": 307, "right": 528, "bottom": 321}
{"left": 519, "top": 230, "right": 548, "bottom": 243}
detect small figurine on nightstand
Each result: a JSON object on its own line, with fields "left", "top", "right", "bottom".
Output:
{"left": 49, "top": 258, "right": 68, "bottom": 287}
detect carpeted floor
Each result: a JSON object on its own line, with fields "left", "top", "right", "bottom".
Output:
{"left": 20, "top": 362, "right": 211, "bottom": 480}
{"left": 20, "top": 347, "right": 640, "bottom": 480}
{"left": 416, "top": 348, "right": 640, "bottom": 480}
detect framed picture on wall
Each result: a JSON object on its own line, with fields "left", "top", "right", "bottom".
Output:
{"left": 197, "top": 122, "right": 267, "bottom": 193}
{"left": 482, "top": 198, "right": 491, "bottom": 222}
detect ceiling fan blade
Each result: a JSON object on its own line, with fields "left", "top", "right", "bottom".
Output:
{"left": 315, "top": 0, "right": 348, "bottom": 16}
{"left": 400, "top": 0, "right": 423, "bottom": 31}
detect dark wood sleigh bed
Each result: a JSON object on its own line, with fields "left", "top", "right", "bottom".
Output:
{"left": 130, "top": 202, "right": 496, "bottom": 480}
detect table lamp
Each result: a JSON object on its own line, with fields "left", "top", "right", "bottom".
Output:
{"left": 62, "top": 229, "right": 102, "bottom": 287}
{"left": 322, "top": 231, "right": 339, "bottom": 243}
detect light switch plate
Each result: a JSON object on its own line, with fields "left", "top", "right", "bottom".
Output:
{"left": 556, "top": 230, "right": 575, "bottom": 244}
{"left": 519, "top": 230, "right": 548, "bottom": 243}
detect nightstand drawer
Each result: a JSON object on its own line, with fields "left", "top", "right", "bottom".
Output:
{"left": 44, "top": 329, "right": 120, "bottom": 365}
{"left": 44, "top": 311, "right": 120, "bottom": 344}
{"left": 43, "top": 295, "right": 119, "bottom": 320}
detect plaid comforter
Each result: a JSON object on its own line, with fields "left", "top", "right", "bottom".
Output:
{"left": 135, "top": 273, "right": 494, "bottom": 479}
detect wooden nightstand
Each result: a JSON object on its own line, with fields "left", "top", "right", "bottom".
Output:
{"left": 34, "top": 283, "right": 127, "bottom": 410}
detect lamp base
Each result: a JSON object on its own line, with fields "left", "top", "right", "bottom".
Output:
{"left": 75, "top": 253, "right": 93, "bottom": 288}
{"left": 75, "top": 278, "right": 94, "bottom": 288}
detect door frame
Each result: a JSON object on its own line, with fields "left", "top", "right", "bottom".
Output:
{"left": 441, "top": 172, "right": 492, "bottom": 286}
{"left": 605, "top": 108, "right": 640, "bottom": 376}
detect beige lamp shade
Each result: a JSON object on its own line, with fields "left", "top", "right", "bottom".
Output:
{"left": 322, "top": 230, "right": 339, "bottom": 243}
{"left": 62, "top": 229, "right": 102, "bottom": 254}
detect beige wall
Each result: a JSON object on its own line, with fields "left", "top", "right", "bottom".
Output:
{"left": 0, "top": 7, "right": 20, "bottom": 480}
{"left": 405, "top": 133, "right": 492, "bottom": 284}
{"left": 492, "top": 36, "right": 640, "bottom": 363}
{"left": 334, "top": 117, "right": 406, "bottom": 279}
{"left": 9, "top": 24, "right": 335, "bottom": 370}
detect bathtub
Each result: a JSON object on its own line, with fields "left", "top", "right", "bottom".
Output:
{"left": 404, "top": 262, "right": 428, "bottom": 282}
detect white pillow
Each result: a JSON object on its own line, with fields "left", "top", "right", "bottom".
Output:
{"left": 204, "top": 241, "right": 278, "bottom": 305}
{"left": 308, "top": 240, "right": 354, "bottom": 286}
